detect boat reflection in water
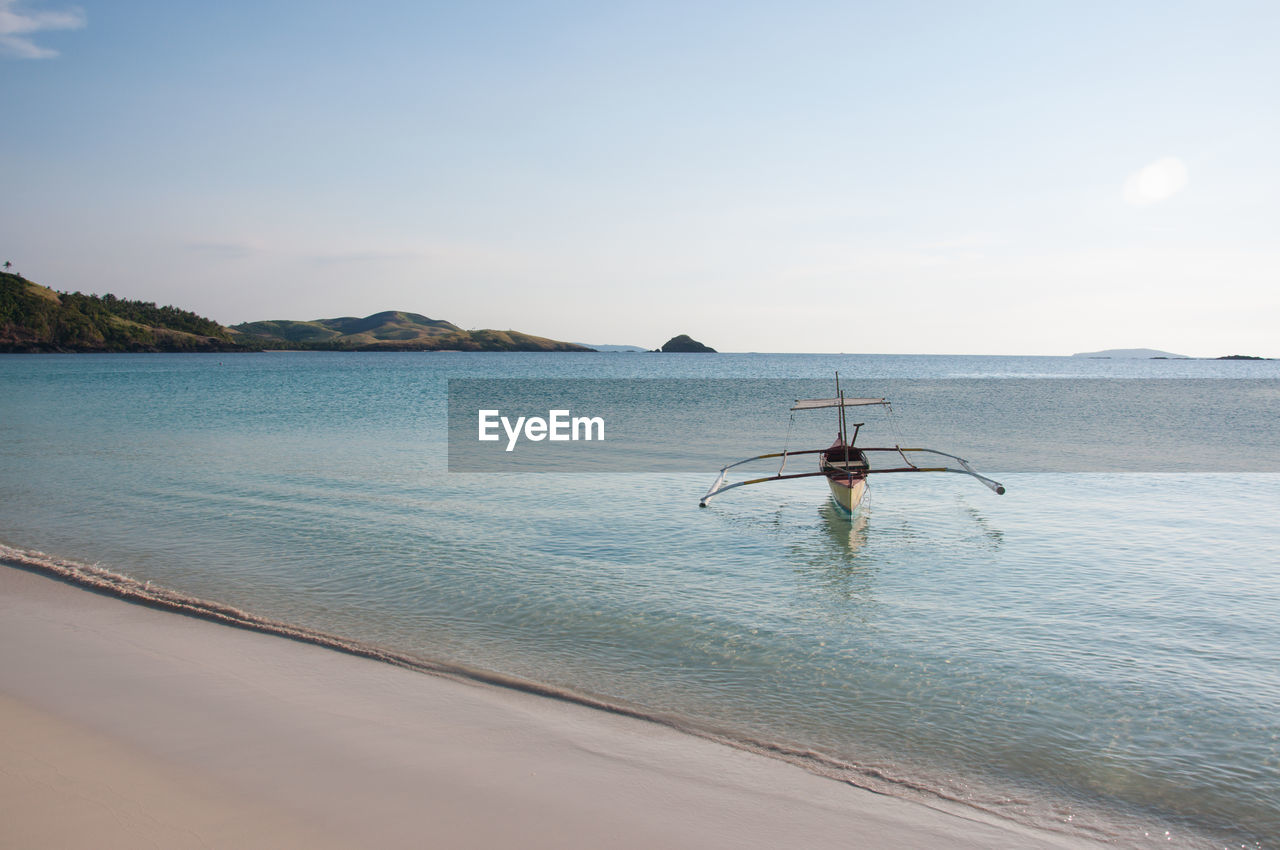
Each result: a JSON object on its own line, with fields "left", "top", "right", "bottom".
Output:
{"left": 784, "top": 500, "right": 880, "bottom": 607}
{"left": 820, "top": 499, "right": 869, "bottom": 555}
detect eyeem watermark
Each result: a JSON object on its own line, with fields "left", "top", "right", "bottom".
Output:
{"left": 478, "top": 409, "right": 605, "bottom": 452}
{"left": 448, "top": 378, "right": 1280, "bottom": 472}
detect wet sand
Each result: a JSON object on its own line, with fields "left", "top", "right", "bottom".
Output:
{"left": 0, "top": 562, "right": 1097, "bottom": 849}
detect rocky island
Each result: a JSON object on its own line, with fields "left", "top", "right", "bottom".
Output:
{"left": 658, "top": 334, "right": 716, "bottom": 353}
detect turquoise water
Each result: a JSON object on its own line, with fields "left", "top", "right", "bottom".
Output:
{"left": 2, "top": 352, "right": 1278, "bottom": 848}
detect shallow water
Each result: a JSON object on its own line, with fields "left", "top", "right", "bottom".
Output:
{"left": 2, "top": 352, "right": 1277, "bottom": 847}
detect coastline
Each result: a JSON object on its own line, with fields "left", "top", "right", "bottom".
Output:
{"left": 0, "top": 559, "right": 1099, "bottom": 849}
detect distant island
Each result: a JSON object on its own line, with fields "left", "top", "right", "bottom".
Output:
{"left": 575, "top": 343, "right": 647, "bottom": 352}
{"left": 658, "top": 334, "right": 716, "bottom": 353}
{"left": 1071, "top": 347, "right": 1272, "bottom": 361}
{"left": 1072, "top": 348, "right": 1190, "bottom": 359}
{"left": 229, "top": 313, "right": 590, "bottom": 352}
{"left": 0, "top": 272, "right": 591, "bottom": 353}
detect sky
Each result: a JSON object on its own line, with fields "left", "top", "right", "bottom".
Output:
{"left": 3, "top": 0, "right": 1278, "bottom": 355}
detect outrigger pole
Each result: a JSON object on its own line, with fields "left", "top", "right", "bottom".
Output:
{"left": 858, "top": 447, "right": 1007, "bottom": 495}
{"left": 698, "top": 447, "right": 1005, "bottom": 506}
{"left": 699, "top": 449, "right": 833, "bottom": 507}
{"left": 699, "top": 378, "right": 1005, "bottom": 508}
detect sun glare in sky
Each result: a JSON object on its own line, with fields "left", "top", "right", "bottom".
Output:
{"left": 1123, "top": 157, "right": 1189, "bottom": 206}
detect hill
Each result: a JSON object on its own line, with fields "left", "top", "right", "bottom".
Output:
{"left": 0, "top": 272, "right": 239, "bottom": 352}
{"left": 1, "top": 271, "right": 592, "bottom": 353}
{"left": 230, "top": 311, "right": 592, "bottom": 351}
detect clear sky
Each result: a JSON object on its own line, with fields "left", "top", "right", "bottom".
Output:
{"left": 3, "top": 1, "right": 1277, "bottom": 355}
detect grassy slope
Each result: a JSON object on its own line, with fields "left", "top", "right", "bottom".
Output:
{"left": 0, "top": 273, "right": 240, "bottom": 353}
{"left": 1, "top": 271, "right": 591, "bottom": 352}
{"left": 231, "top": 311, "right": 591, "bottom": 351}
{"left": 229, "top": 320, "right": 343, "bottom": 344}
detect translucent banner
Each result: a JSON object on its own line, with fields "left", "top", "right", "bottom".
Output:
{"left": 447, "top": 379, "right": 1280, "bottom": 473}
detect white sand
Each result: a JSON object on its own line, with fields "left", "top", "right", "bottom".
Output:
{"left": 0, "top": 563, "right": 1099, "bottom": 849}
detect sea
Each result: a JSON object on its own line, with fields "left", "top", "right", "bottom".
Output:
{"left": 1, "top": 352, "right": 1277, "bottom": 849}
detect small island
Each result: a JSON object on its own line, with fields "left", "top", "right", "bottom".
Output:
{"left": 1071, "top": 347, "right": 1273, "bottom": 361}
{"left": 658, "top": 334, "right": 717, "bottom": 353}
{"left": 1071, "top": 348, "right": 1190, "bottom": 359}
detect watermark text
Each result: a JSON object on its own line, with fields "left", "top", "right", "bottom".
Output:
{"left": 478, "top": 409, "right": 605, "bottom": 452}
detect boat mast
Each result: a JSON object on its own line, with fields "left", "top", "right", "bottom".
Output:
{"left": 835, "top": 371, "right": 851, "bottom": 469}
{"left": 834, "top": 372, "right": 846, "bottom": 445}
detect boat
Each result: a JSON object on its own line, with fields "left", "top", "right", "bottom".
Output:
{"left": 699, "top": 376, "right": 1005, "bottom": 512}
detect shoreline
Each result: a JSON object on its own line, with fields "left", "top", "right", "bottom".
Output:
{"left": 0, "top": 557, "right": 1100, "bottom": 849}
{"left": 0, "top": 542, "right": 1066, "bottom": 813}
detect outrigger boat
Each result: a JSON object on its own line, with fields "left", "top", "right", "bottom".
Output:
{"left": 699, "top": 377, "right": 1005, "bottom": 513}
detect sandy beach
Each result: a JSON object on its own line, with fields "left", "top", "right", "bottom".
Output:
{"left": 1, "top": 562, "right": 1099, "bottom": 849}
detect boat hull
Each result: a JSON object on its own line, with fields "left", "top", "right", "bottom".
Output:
{"left": 821, "top": 438, "right": 868, "bottom": 515}
{"left": 826, "top": 474, "right": 867, "bottom": 514}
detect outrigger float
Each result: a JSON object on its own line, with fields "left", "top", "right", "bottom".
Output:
{"left": 699, "top": 377, "right": 1005, "bottom": 513}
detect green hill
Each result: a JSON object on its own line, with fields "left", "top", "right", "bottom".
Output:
{"left": 230, "top": 311, "right": 591, "bottom": 351}
{"left": 0, "top": 272, "right": 239, "bottom": 352}
{"left": 231, "top": 310, "right": 463, "bottom": 347}
{"left": 1, "top": 270, "right": 592, "bottom": 353}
